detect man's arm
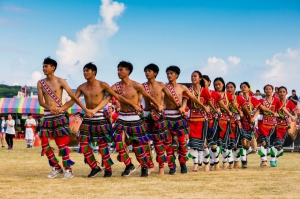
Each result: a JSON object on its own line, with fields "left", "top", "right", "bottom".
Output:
{"left": 92, "top": 95, "right": 111, "bottom": 113}
{"left": 162, "top": 84, "right": 180, "bottom": 107}
{"left": 37, "top": 81, "right": 57, "bottom": 114}
{"left": 59, "top": 87, "right": 82, "bottom": 112}
{"left": 135, "top": 83, "right": 163, "bottom": 112}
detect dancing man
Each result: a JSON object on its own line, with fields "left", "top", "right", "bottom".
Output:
{"left": 37, "top": 57, "right": 91, "bottom": 179}
{"left": 112, "top": 61, "right": 163, "bottom": 177}
{"left": 61, "top": 63, "right": 141, "bottom": 178}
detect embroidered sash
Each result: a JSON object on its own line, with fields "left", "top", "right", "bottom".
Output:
{"left": 189, "top": 86, "right": 205, "bottom": 118}
{"left": 262, "top": 98, "right": 276, "bottom": 125}
{"left": 165, "top": 83, "right": 181, "bottom": 107}
{"left": 142, "top": 82, "right": 162, "bottom": 121}
{"left": 115, "top": 82, "right": 136, "bottom": 112}
{"left": 39, "top": 79, "right": 63, "bottom": 107}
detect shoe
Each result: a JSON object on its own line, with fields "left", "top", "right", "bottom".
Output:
{"left": 140, "top": 167, "right": 148, "bottom": 177}
{"left": 63, "top": 170, "right": 74, "bottom": 179}
{"left": 104, "top": 170, "right": 112, "bottom": 178}
{"left": 241, "top": 161, "right": 247, "bottom": 168}
{"left": 88, "top": 167, "right": 102, "bottom": 178}
{"left": 26, "top": 145, "right": 30, "bottom": 148}
{"left": 121, "top": 164, "right": 136, "bottom": 176}
{"left": 180, "top": 163, "right": 187, "bottom": 174}
{"left": 30, "top": 145, "right": 33, "bottom": 148}
{"left": 47, "top": 168, "right": 63, "bottom": 178}
{"left": 270, "top": 161, "right": 277, "bottom": 167}
{"left": 8, "top": 147, "right": 12, "bottom": 150}
{"left": 169, "top": 163, "right": 177, "bottom": 175}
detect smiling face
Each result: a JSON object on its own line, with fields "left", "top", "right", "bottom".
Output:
{"left": 83, "top": 68, "right": 95, "bottom": 80}
{"left": 214, "top": 80, "right": 224, "bottom": 92}
{"left": 166, "top": 70, "right": 178, "bottom": 81}
{"left": 118, "top": 66, "right": 130, "bottom": 79}
{"left": 191, "top": 72, "right": 201, "bottom": 85}
{"left": 226, "top": 83, "right": 235, "bottom": 94}
{"left": 144, "top": 69, "right": 157, "bottom": 80}
{"left": 42, "top": 64, "right": 55, "bottom": 75}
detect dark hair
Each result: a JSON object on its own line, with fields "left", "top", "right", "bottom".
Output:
{"left": 213, "top": 77, "right": 225, "bottom": 92}
{"left": 83, "top": 62, "right": 97, "bottom": 76}
{"left": 118, "top": 61, "right": 133, "bottom": 75}
{"left": 263, "top": 84, "right": 274, "bottom": 91}
{"left": 226, "top": 81, "right": 236, "bottom": 89}
{"left": 278, "top": 86, "right": 287, "bottom": 92}
{"left": 240, "top": 81, "right": 251, "bottom": 89}
{"left": 256, "top": 90, "right": 260, "bottom": 93}
{"left": 200, "top": 75, "right": 210, "bottom": 87}
{"left": 43, "top": 57, "right": 57, "bottom": 71}
{"left": 166, "top": 65, "right": 180, "bottom": 78}
{"left": 292, "top": 89, "right": 296, "bottom": 92}
{"left": 192, "top": 70, "right": 202, "bottom": 78}
{"left": 27, "top": 113, "right": 32, "bottom": 116}
{"left": 144, "top": 63, "right": 159, "bottom": 78}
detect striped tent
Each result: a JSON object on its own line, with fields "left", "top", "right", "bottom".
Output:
{"left": 0, "top": 98, "right": 85, "bottom": 114}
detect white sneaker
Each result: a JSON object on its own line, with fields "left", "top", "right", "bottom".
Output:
{"left": 47, "top": 168, "right": 63, "bottom": 178}
{"left": 63, "top": 170, "right": 74, "bottom": 179}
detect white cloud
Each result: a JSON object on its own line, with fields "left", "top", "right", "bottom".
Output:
{"left": 55, "top": 0, "right": 125, "bottom": 87}
{"left": 26, "top": 71, "right": 42, "bottom": 86}
{"left": 227, "top": 56, "right": 241, "bottom": 65}
{"left": 2, "top": 5, "right": 30, "bottom": 13}
{"left": 262, "top": 47, "right": 300, "bottom": 90}
{"left": 201, "top": 57, "right": 228, "bottom": 77}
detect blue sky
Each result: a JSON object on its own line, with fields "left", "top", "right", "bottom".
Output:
{"left": 1, "top": 0, "right": 300, "bottom": 93}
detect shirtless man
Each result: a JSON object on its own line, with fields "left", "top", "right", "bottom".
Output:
{"left": 142, "top": 63, "right": 181, "bottom": 175}
{"left": 111, "top": 61, "right": 163, "bottom": 177}
{"left": 164, "top": 66, "right": 209, "bottom": 174}
{"left": 37, "top": 57, "right": 91, "bottom": 179}
{"left": 61, "top": 63, "right": 141, "bottom": 178}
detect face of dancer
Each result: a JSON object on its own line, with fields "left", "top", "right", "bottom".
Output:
{"left": 166, "top": 70, "right": 178, "bottom": 82}
{"left": 226, "top": 83, "right": 235, "bottom": 95}
{"left": 214, "top": 80, "right": 224, "bottom": 92}
{"left": 191, "top": 72, "right": 201, "bottom": 85}
{"left": 43, "top": 64, "right": 55, "bottom": 75}
{"left": 203, "top": 79, "right": 210, "bottom": 89}
{"left": 83, "top": 68, "right": 95, "bottom": 80}
{"left": 118, "top": 66, "right": 130, "bottom": 79}
{"left": 144, "top": 69, "right": 157, "bottom": 80}
{"left": 264, "top": 85, "right": 273, "bottom": 97}
{"left": 279, "top": 88, "right": 287, "bottom": 100}
{"left": 240, "top": 84, "right": 250, "bottom": 94}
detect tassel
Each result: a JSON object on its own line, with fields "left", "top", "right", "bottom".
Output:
{"left": 48, "top": 156, "right": 59, "bottom": 167}
{"left": 59, "top": 147, "right": 70, "bottom": 156}
{"left": 63, "top": 159, "right": 75, "bottom": 168}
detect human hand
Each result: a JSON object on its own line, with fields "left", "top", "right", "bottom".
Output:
{"left": 228, "top": 111, "right": 233, "bottom": 116}
{"left": 273, "top": 112, "right": 279, "bottom": 117}
{"left": 250, "top": 117, "right": 255, "bottom": 124}
{"left": 239, "top": 111, "right": 244, "bottom": 117}
{"left": 157, "top": 105, "right": 164, "bottom": 112}
{"left": 204, "top": 106, "right": 210, "bottom": 113}
{"left": 133, "top": 104, "right": 143, "bottom": 113}
{"left": 216, "top": 108, "right": 221, "bottom": 114}
{"left": 50, "top": 106, "right": 59, "bottom": 115}
{"left": 85, "top": 109, "right": 94, "bottom": 118}
{"left": 291, "top": 116, "right": 296, "bottom": 122}
{"left": 178, "top": 107, "right": 185, "bottom": 115}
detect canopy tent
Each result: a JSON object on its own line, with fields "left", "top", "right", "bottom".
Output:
{"left": 0, "top": 98, "right": 86, "bottom": 114}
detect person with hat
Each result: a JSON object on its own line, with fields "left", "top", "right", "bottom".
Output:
{"left": 24, "top": 113, "right": 36, "bottom": 148}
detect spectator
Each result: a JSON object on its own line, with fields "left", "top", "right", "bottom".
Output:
{"left": 254, "top": 89, "right": 263, "bottom": 100}
{"left": 107, "top": 106, "right": 118, "bottom": 124}
{"left": 24, "top": 113, "right": 36, "bottom": 148}
{"left": 288, "top": 89, "right": 299, "bottom": 105}
{"left": 0, "top": 116, "right": 6, "bottom": 148}
{"left": 5, "top": 114, "right": 15, "bottom": 150}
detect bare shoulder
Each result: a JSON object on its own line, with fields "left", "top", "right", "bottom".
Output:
{"left": 132, "top": 80, "right": 142, "bottom": 87}
{"left": 99, "top": 80, "right": 110, "bottom": 88}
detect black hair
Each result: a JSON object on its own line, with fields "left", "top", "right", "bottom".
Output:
{"left": 256, "top": 90, "right": 260, "bottom": 93}
{"left": 83, "top": 62, "right": 97, "bottom": 76}
{"left": 27, "top": 113, "right": 32, "bottom": 116}
{"left": 226, "top": 81, "right": 236, "bottom": 89}
{"left": 118, "top": 61, "right": 133, "bottom": 75}
{"left": 278, "top": 86, "right": 287, "bottom": 92}
{"left": 263, "top": 84, "right": 274, "bottom": 91}
{"left": 292, "top": 89, "right": 296, "bottom": 92}
{"left": 240, "top": 81, "right": 251, "bottom": 89}
{"left": 166, "top": 65, "right": 180, "bottom": 78}
{"left": 200, "top": 75, "right": 210, "bottom": 87}
{"left": 144, "top": 63, "right": 159, "bottom": 78}
{"left": 43, "top": 57, "right": 57, "bottom": 71}
{"left": 192, "top": 70, "right": 202, "bottom": 78}
{"left": 213, "top": 77, "right": 225, "bottom": 92}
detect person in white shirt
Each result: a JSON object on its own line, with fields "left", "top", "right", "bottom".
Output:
{"left": 24, "top": 113, "right": 36, "bottom": 148}
{"left": 0, "top": 116, "right": 7, "bottom": 148}
{"left": 5, "top": 114, "right": 15, "bottom": 150}
{"left": 254, "top": 89, "right": 263, "bottom": 100}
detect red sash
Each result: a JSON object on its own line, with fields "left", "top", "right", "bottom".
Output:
{"left": 115, "top": 82, "right": 136, "bottom": 112}
{"left": 261, "top": 98, "right": 276, "bottom": 125}
{"left": 39, "top": 79, "right": 63, "bottom": 107}
{"left": 142, "top": 82, "right": 162, "bottom": 121}
{"left": 165, "top": 83, "right": 181, "bottom": 107}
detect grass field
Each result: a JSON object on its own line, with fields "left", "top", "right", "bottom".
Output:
{"left": 0, "top": 140, "right": 300, "bottom": 199}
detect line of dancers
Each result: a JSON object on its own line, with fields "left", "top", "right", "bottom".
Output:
{"left": 37, "top": 57, "right": 297, "bottom": 179}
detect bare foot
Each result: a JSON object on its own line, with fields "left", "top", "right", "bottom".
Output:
{"left": 233, "top": 161, "right": 239, "bottom": 169}
{"left": 214, "top": 163, "right": 220, "bottom": 171}
{"left": 158, "top": 168, "right": 164, "bottom": 175}
{"left": 149, "top": 167, "right": 155, "bottom": 174}
{"left": 228, "top": 163, "right": 233, "bottom": 169}
{"left": 192, "top": 164, "right": 198, "bottom": 172}
{"left": 222, "top": 162, "right": 227, "bottom": 170}
{"left": 210, "top": 165, "right": 214, "bottom": 171}
{"left": 204, "top": 164, "right": 210, "bottom": 172}
{"left": 260, "top": 161, "right": 267, "bottom": 168}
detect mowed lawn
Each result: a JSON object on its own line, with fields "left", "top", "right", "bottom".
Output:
{"left": 0, "top": 140, "right": 300, "bottom": 199}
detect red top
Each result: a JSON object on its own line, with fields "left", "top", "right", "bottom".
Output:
{"left": 259, "top": 97, "right": 283, "bottom": 114}
{"left": 183, "top": 86, "right": 212, "bottom": 109}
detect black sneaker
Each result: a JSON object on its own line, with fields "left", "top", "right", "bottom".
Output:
{"left": 88, "top": 167, "right": 102, "bottom": 178}
{"left": 121, "top": 164, "right": 136, "bottom": 176}
{"left": 26, "top": 145, "right": 30, "bottom": 148}
{"left": 169, "top": 163, "right": 177, "bottom": 175}
{"left": 140, "top": 167, "right": 148, "bottom": 177}
{"left": 180, "top": 163, "right": 187, "bottom": 174}
{"left": 104, "top": 170, "right": 112, "bottom": 178}
{"left": 241, "top": 161, "right": 247, "bottom": 168}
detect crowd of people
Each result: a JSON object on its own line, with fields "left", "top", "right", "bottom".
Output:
{"left": 3, "top": 56, "right": 298, "bottom": 179}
